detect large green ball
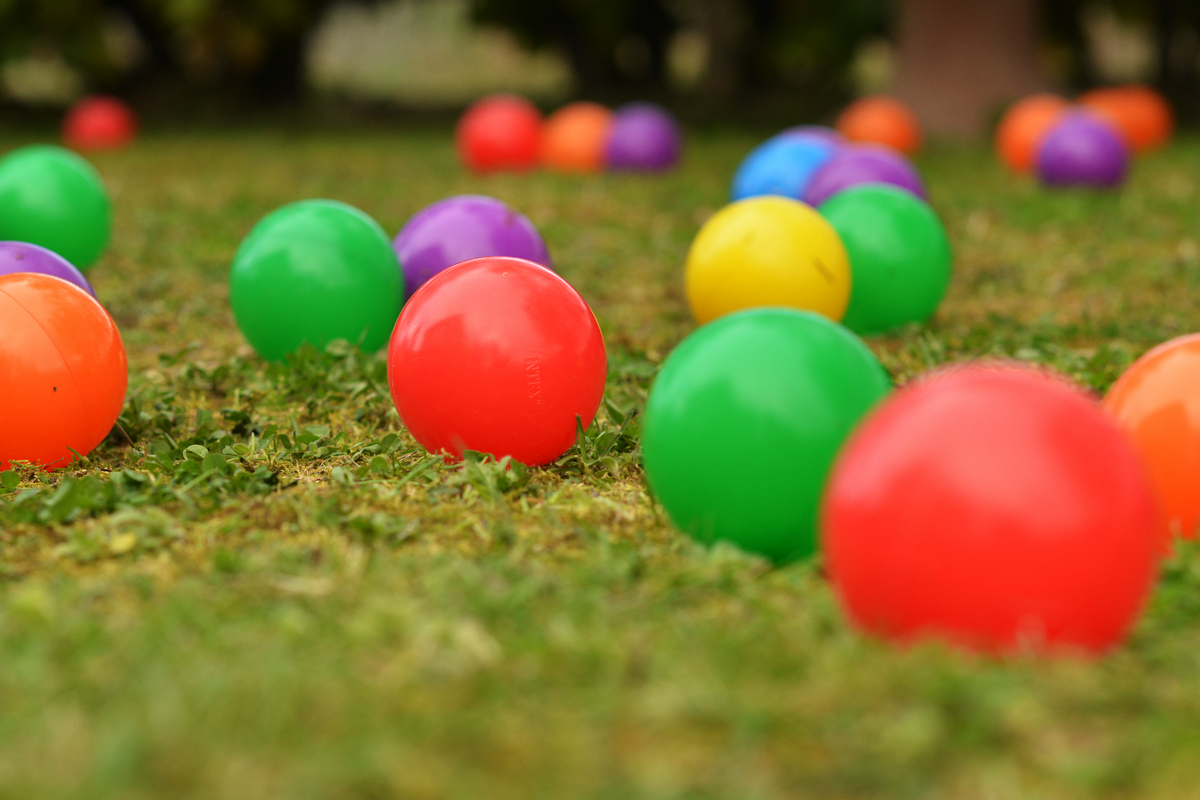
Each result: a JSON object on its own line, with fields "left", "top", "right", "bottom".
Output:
{"left": 230, "top": 200, "right": 403, "bottom": 361}
{"left": 819, "top": 185, "right": 952, "bottom": 336}
{"left": 0, "top": 145, "right": 111, "bottom": 270}
{"left": 642, "top": 308, "right": 890, "bottom": 563}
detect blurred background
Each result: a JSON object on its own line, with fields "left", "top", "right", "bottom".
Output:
{"left": 1, "top": 0, "right": 1198, "bottom": 136}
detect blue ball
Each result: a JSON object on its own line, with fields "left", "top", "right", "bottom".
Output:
{"left": 731, "top": 135, "right": 838, "bottom": 202}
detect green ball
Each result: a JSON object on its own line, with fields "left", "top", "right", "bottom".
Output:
{"left": 642, "top": 308, "right": 890, "bottom": 563}
{"left": 230, "top": 200, "right": 403, "bottom": 361}
{"left": 0, "top": 145, "right": 111, "bottom": 270}
{"left": 819, "top": 184, "right": 952, "bottom": 336}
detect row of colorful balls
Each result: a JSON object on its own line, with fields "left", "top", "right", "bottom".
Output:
{"left": 456, "top": 94, "right": 682, "bottom": 174}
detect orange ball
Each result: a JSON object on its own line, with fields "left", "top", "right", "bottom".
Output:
{"left": 836, "top": 96, "right": 922, "bottom": 155}
{"left": 995, "top": 94, "right": 1069, "bottom": 173}
{"left": 540, "top": 102, "right": 614, "bottom": 173}
{"left": 0, "top": 273, "right": 127, "bottom": 471}
{"left": 1104, "top": 334, "right": 1200, "bottom": 539}
{"left": 1079, "top": 85, "right": 1173, "bottom": 154}
{"left": 455, "top": 94, "right": 543, "bottom": 174}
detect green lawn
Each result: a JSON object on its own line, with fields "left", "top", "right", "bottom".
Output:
{"left": 3, "top": 128, "right": 1200, "bottom": 799}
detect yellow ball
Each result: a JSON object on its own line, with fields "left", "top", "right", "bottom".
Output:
{"left": 685, "top": 196, "right": 851, "bottom": 325}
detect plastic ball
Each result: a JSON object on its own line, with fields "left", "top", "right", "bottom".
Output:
{"left": 779, "top": 125, "right": 845, "bottom": 147}
{"left": 819, "top": 185, "right": 951, "bottom": 335}
{"left": 802, "top": 145, "right": 927, "bottom": 207}
{"left": 1104, "top": 334, "right": 1200, "bottom": 539}
{"left": 0, "top": 273, "right": 127, "bottom": 470}
{"left": 643, "top": 308, "right": 890, "bottom": 563}
{"left": 230, "top": 200, "right": 403, "bottom": 361}
{"left": 1036, "top": 113, "right": 1128, "bottom": 188}
{"left": 995, "top": 94, "right": 1069, "bottom": 172}
{"left": 605, "top": 103, "right": 682, "bottom": 172}
{"left": 387, "top": 256, "right": 606, "bottom": 466}
{"left": 0, "top": 145, "right": 111, "bottom": 270}
{"left": 823, "top": 364, "right": 1160, "bottom": 655}
{"left": 456, "top": 94, "right": 542, "bottom": 173}
{"left": 63, "top": 95, "right": 138, "bottom": 151}
{"left": 1079, "top": 85, "right": 1172, "bottom": 154}
{"left": 836, "top": 96, "right": 922, "bottom": 155}
{"left": 730, "top": 134, "right": 838, "bottom": 202}
{"left": 0, "top": 241, "right": 95, "bottom": 297}
{"left": 685, "top": 196, "right": 851, "bottom": 325}
{"left": 393, "top": 195, "right": 551, "bottom": 298}
{"left": 540, "top": 102, "right": 614, "bottom": 173}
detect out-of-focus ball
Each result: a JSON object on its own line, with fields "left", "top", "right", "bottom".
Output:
{"left": 0, "top": 145, "right": 111, "bottom": 270}
{"left": 0, "top": 241, "right": 95, "bottom": 297}
{"left": 818, "top": 185, "right": 951, "bottom": 335}
{"left": 387, "top": 256, "right": 607, "bottom": 466}
{"left": 63, "top": 95, "right": 138, "bottom": 151}
{"left": 0, "top": 273, "right": 127, "bottom": 470}
{"left": 540, "top": 102, "right": 613, "bottom": 173}
{"left": 456, "top": 94, "right": 543, "bottom": 173}
{"left": 605, "top": 103, "right": 681, "bottom": 171}
{"left": 1079, "top": 85, "right": 1173, "bottom": 154}
{"left": 685, "top": 196, "right": 850, "bottom": 325}
{"left": 836, "top": 96, "right": 922, "bottom": 155}
{"left": 730, "top": 134, "right": 838, "bottom": 201}
{"left": 1036, "top": 113, "right": 1128, "bottom": 188}
{"left": 995, "top": 94, "right": 1069, "bottom": 172}
{"left": 779, "top": 125, "right": 844, "bottom": 147}
{"left": 802, "top": 144, "right": 926, "bottom": 207}
{"left": 230, "top": 200, "right": 403, "bottom": 361}
{"left": 393, "top": 195, "right": 551, "bottom": 298}
{"left": 643, "top": 308, "right": 890, "bottom": 563}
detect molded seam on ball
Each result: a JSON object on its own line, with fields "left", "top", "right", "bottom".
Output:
{"left": 0, "top": 285, "right": 88, "bottom": 467}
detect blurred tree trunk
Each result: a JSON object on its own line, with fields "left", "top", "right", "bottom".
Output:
{"left": 893, "top": 0, "right": 1049, "bottom": 137}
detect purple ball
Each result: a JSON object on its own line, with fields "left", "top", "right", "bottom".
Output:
{"left": 605, "top": 103, "right": 682, "bottom": 172}
{"left": 393, "top": 195, "right": 551, "bottom": 297}
{"left": 779, "top": 125, "right": 845, "bottom": 148}
{"left": 0, "top": 240, "right": 95, "bottom": 297}
{"left": 802, "top": 145, "right": 927, "bottom": 207}
{"left": 1036, "top": 113, "right": 1128, "bottom": 188}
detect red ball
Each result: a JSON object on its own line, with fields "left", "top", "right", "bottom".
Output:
{"left": 822, "top": 364, "right": 1160, "bottom": 655}
{"left": 456, "top": 94, "right": 543, "bottom": 173}
{"left": 387, "top": 256, "right": 606, "bottom": 466}
{"left": 63, "top": 95, "right": 138, "bottom": 152}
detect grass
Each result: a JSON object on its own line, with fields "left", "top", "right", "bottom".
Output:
{"left": 2, "top": 126, "right": 1200, "bottom": 798}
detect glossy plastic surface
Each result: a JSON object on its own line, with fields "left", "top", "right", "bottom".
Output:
{"left": 643, "top": 308, "right": 890, "bottom": 563}
{"left": 730, "top": 135, "right": 837, "bottom": 201}
{"left": 456, "top": 94, "right": 542, "bottom": 173}
{"left": 387, "top": 256, "right": 606, "bottom": 466}
{"left": 230, "top": 200, "right": 403, "bottom": 361}
{"left": 0, "top": 145, "right": 111, "bottom": 270}
{"left": 823, "top": 364, "right": 1160, "bottom": 655}
{"left": 802, "top": 145, "right": 926, "bottom": 207}
{"left": 0, "top": 273, "right": 127, "bottom": 470}
{"left": 835, "top": 96, "right": 922, "bottom": 155}
{"left": 605, "top": 103, "right": 681, "bottom": 172}
{"left": 1036, "top": 113, "right": 1128, "bottom": 188}
{"left": 540, "top": 102, "right": 614, "bottom": 173}
{"left": 0, "top": 241, "right": 95, "bottom": 297}
{"left": 393, "top": 195, "right": 551, "bottom": 298}
{"left": 1080, "top": 85, "right": 1172, "bottom": 153}
{"left": 63, "top": 95, "right": 137, "bottom": 151}
{"left": 1104, "top": 333, "right": 1200, "bottom": 539}
{"left": 779, "top": 125, "right": 844, "bottom": 147}
{"left": 819, "top": 185, "right": 951, "bottom": 335}
{"left": 995, "top": 94, "right": 1068, "bottom": 173}
{"left": 685, "top": 196, "right": 850, "bottom": 325}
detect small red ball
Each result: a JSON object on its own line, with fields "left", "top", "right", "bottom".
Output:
{"left": 387, "top": 256, "right": 606, "bottom": 466}
{"left": 456, "top": 94, "right": 542, "bottom": 173}
{"left": 63, "top": 95, "right": 138, "bottom": 152}
{"left": 822, "top": 363, "right": 1160, "bottom": 655}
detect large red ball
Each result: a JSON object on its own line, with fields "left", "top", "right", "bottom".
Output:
{"left": 822, "top": 364, "right": 1160, "bottom": 655}
{"left": 456, "top": 94, "right": 543, "bottom": 173}
{"left": 387, "top": 257, "right": 606, "bottom": 466}
{"left": 63, "top": 95, "right": 138, "bottom": 152}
